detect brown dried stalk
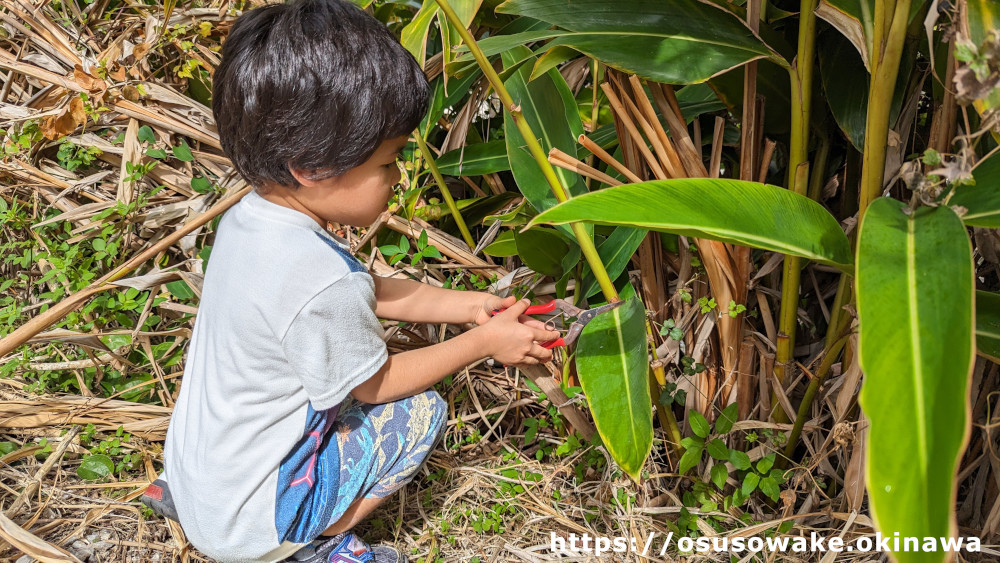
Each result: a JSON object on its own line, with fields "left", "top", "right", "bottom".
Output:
{"left": 577, "top": 134, "right": 643, "bottom": 183}
{"left": 600, "top": 82, "right": 667, "bottom": 178}
{"left": 548, "top": 148, "right": 623, "bottom": 187}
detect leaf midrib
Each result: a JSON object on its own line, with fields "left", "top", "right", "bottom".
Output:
{"left": 906, "top": 216, "right": 929, "bottom": 486}
{"left": 615, "top": 306, "right": 639, "bottom": 455}
{"left": 547, "top": 218, "right": 841, "bottom": 263}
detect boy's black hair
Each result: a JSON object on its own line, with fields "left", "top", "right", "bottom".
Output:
{"left": 212, "top": 0, "right": 429, "bottom": 188}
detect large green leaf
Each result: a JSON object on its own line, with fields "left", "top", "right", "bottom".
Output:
{"left": 956, "top": 151, "right": 1000, "bottom": 228}
{"left": 435, "top": 141, "right": 510, "bottom": 177}
{"left": 401, "top": 0, "right": 483, "bottom": 69}
{"left": 575, "top": 290, "right": 651, "bottom": 480}
{"left": 501, "top": 47, "right": 588, "bottom": 239}
{"left": 857, "top": 198, "right": 974, "bottom": 560}
{"left": 496, "top": 0, "right": 782, "bottom": 84}
{"left": 578, "top": 227, "right": 647, "bottom": 299}
{"left": 529, "top": 179, "right": 854, "bottom": 270}
{"left": 513, "top": 226, "right": 574, "bottom": 277}
{"left": 977, "top": 291, "right": 1000, "bottom": 362}
{"left": 817, "top": 30, "right": 916, "bottom": 150}
{"left": 966, "top": 0, "right": 1000, "bottom": 46}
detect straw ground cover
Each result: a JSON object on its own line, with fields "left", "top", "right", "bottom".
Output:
{"left": 2, "top": 0, "right": 1000, "bottom": 562}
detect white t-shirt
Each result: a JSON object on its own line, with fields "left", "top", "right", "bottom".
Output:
{"left": 162, "top": 190, "right": 388, "bottom": 562}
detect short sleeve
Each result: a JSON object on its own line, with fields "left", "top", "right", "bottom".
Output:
{"left": 280, "top": 273, "right": 388, "bottom": 410}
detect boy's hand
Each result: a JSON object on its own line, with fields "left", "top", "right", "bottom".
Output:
{"left": 474, "top": 294, "right": 552, "bottom": 332}
{"left": 474, "top": 293, "right": 512, "bottom": 326}
{"left": 479, "top": 299, "right": 561, "bottom": 366}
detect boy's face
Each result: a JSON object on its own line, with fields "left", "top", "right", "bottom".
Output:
{"left": 268, "top": 135, "right": 409, "bottom": 228}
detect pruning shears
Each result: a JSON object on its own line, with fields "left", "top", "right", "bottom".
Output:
{"left": 493, "top": 299, "right": 625, "bottom": 349}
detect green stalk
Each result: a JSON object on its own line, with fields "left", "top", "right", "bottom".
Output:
{"left": 433, "top": 0, "right": 619, "bottom": 302}
{"left": 771, "top": 0, "right": 818, "bottom": 422}
{"left": 779, "top": 327, "right": 850, "bottom": 468}
{"left": 414, "top": 135, "right": 475, "bottom": 249}
{"left": 647, "top": 319, "right": 683, "bottom": 457}
{"left": 859, "top": 0, "right": 912, "bottom": 217}
{"left": 783, "top": 0, "right": 913, "bottom": 460}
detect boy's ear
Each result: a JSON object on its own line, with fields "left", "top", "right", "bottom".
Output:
{"left": 288, "top": 167, "right": 318, "bottom": 188}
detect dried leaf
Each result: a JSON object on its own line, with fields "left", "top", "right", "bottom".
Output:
{"left": 132, "top": 42, "right": 151, "bottom": 61}
{"left": 0, "top": 512, "right": 83, "bottom": 563}
{"left": 39, "top": 96, "right": 86, "bottom": 140}
{"left": 122, "top": 84, "right": 141, "bottom": 102}
{"left": 110, "top": 65, "right": 128, "bottom": 82}
{"left": 73, "top": 64, "right": 107, "bottom": 93}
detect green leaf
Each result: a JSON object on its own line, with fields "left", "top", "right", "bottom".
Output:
{"left": 435, "top": 141, "right": 510, "bottom": 177}
{"left": 399, "top": 236, "right": 410, "bottom": 254}
{"left": 501, "top": 46, "right": 589, "bottom": 239}
{"left": 483, "top": 231, "right": 518, "bottom": 257}
{"left": 741, "top": 472, "right": 760, "bottom": 496}
{"left": 759, "top": 476, "right": 780, "bottom": 501}
{"left": 166, "top": 280, "right": 195, "bottom": 300}
{"left": 678, "top": 444, "right": 703, "bottom": 475}
{"left": 964, "top": 0, "right": 1000, "bottom": 46}
{"left": 77, "top": 454, "right": 115, "bottom": 480}
{"left": 438, "top": 192, "right": 520, "bottom": 235}
{"left": 576, "top": 295, "right": 651, "bottom": 481}
{"left": 137, "top": 125, "right": 156, "bottom": 144}
{"left": 514, "top": 226, "right": 573, "bottom": 277}
{"left": 689, "top": 410, "right": 710, "bottom": 438}
{"left": 400, "top": 0, "right": 439, "bottom": 67}
{"left": 379, "top": 245, "right": 402, "bottom": 258}
{"left": 729, "top": 449, "right": 752, "bottom": 471}
{"left": 957, "top": 151, "right": 1000, "bottom": 227}
{"left": 578, "top": 227, "right": 647, "bottom": 299}
{"left": 857, "top": 198, "right": 974, "bottom": 554}
{"left": 817, "top": 31, "right": 915, "bottom": 150}
{"left": 680, "top": 436, "right": 704, "bottom": 449}
{"left": 977, "top": 291, "right": 1000, "bottom": 362}
{"left": 190, "top": 176, "right": 212, "bottom": 194}
{"left": 756, "top": 453, "right": 775, "bottom": 474}
{"left": 496, "top": 0, "right": 782, "bottom": 84}
{"left": 531, "top": 179, "right": 853, "bottom": 270}
{"left": 706, "top": 439, "right": 729, "bottom": 461}
{"left": 715, "top": 403, "right": 739, "bottom": 435}
{"left": 710, "top": 463, "right": 729, "bottom": 490}
{"left": 173, "top": 140, "right": 194, "bottom": 162}
{"left": 529, "top": 45, "right": 579, "bottom": 81}
{"left": 145, "top": 148, "right": 168, "bottom": 159}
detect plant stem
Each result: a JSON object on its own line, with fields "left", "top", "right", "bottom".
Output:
{"left": 434, "top": 0, "right": 619, "bottom": 302}
{"left": 647, "top": 319, "right": 683, "bottom": 457}
{"left": 779, "top": 328, "right": 850, "bottom": 467}
{"left": 771, "top": 0, "right": 818, "bottom": 422}
{"left": 859, "top": 0, "right": 912, "bottom": 217}
{"left": 414, "top": 135, "right": 475, "bottom": 249}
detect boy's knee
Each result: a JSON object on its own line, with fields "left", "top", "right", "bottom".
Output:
{"left": 419, "top": 390, "right": 447, "bottom": 428}
{"left": 412, "top": 390, "right": 447, "bottom": 442}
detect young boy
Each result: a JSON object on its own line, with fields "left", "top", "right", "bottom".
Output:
{"left": 150, "top": 1, "right": 559, "bottom": 561}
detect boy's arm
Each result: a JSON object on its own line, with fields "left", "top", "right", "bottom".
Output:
{"left": 372, "top": 275, "right": 502, "bottom": 325}
{"left": 351, "top": 300, "right": 559, "bottom": 403}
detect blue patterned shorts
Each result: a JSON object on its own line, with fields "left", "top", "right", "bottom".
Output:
{"left": 274, "top": 390, "right": 448, "bottom": 544}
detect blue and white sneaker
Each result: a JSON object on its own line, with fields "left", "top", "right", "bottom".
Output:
{"left": 286, "top": 531, "right": 407, "bottom": 563}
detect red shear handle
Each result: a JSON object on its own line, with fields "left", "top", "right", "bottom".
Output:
{"left": 491, "top": 300, "right": 557, "bottom": 316}
{"left": 541, "top": 337, "right": 566, "bottom": 349}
